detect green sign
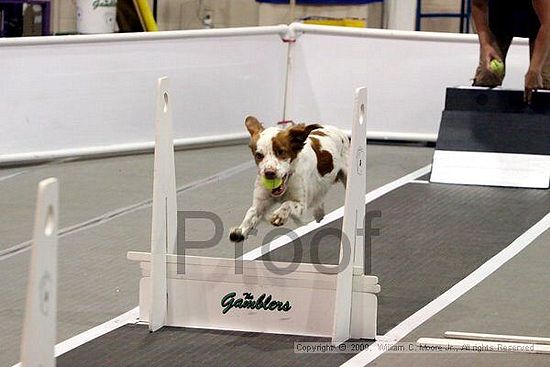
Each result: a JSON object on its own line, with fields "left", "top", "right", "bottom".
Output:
{"left": 221, "top": 292, "right": 292, "bottom": 314}
{"left": 92, "top": 0, "right": 117, "bottom": 10}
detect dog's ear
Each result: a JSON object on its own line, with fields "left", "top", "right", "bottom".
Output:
{"left": 245, "top": 116, "right": 264, "bottom": 136}
{"left": 288, "top": 124, "right": 322, "bottom": 151}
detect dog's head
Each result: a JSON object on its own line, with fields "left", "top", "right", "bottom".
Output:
{"left": 245, "top": 116, "right": 320, "bottom": 197}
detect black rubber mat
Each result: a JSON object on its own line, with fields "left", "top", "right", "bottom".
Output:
{"left": 57, "top": 324, "right": 351, "bottom": 367}
{"left": 435, "top": 110, "right": 550, "bottom": 155}
{"left": 444, "top": 88, "right": 550, "bottom": 114}
{"left": 57, "top": 183, "right": 550, "bottom": 366}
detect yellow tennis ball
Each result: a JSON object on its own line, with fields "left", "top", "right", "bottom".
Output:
{"left": 260, "top": 176, "right": 283, "bottom": 190}
{"left": 489, "top": 59, "right": 504, "bottom": 77}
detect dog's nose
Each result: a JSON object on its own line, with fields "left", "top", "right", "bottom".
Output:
{"left": 264, "top": 170, "right": 277, "bottom": 179}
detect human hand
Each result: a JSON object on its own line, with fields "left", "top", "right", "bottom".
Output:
{"left": 480, "top": 43, "right": 503, "bottom": 73}
{"left": 524, "top": 69, "right": 543, "bottom": 104}
{"left": 473, "top": 42, "right": 504, "bottom": 87}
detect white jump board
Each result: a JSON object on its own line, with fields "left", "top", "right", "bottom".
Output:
{"left": 431, "top": 150, "right": 550, "bottom": 189}
{"left": 128, "top": 251, "right": 380, "bottom": 339}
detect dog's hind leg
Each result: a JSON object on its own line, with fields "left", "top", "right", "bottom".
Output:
{"left": 270, "top": 201, "right": 304, "bottom": 227}
{"left": 337, "top": 169, "right": 347, "bottom": 188}
{"left": 312, "top": 203, "right": 325, "bottom": 223}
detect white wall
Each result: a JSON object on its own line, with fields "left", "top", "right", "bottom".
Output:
{"left": 0, "top": 24, "right": 531, "bottom": 164}
{"left": 0, "top": 28, "right": 287, "bottom": 163}
{"left": 287, "top": 24, "right": 530, "bottom": 141}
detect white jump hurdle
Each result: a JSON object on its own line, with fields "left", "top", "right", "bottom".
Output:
{"left": 128, "top": 78, "right": 379, "bottom": 341}
{"left": 20, "top": 178, "right": 59, "bottom": 367}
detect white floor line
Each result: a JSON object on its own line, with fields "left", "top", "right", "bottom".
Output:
{"left": 11, "top": 307, "right": 139, "bottom": 367}
{"left": 0, "top": 157, "right": 78, "bottom": 183}
{"left": 411, "top": 179, "right": 430, "bottom": 184}
{"left": 340, "top": 210, "right": 550, "bottom": 367}
{"left": 0, "top": 170, "right": 28, "bottom": 182}
{"left": 242, "top": 164, "right": 432, "bottom": 260}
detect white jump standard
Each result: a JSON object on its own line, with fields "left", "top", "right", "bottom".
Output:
{"left": 128, "top": 78, "right": 380, "bottom": 342}
{"left": 20, "top": 178, "right": 59, "bottom": 367}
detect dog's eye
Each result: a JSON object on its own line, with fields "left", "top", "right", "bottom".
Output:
{"left": 255, "top": 152, "right": 264, "bottom": 161}
{"left": 276, "top": 149, "right": 285, "bottom": 157}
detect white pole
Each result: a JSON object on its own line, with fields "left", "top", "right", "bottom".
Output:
{"left": 282, "top": 28, "right": 296, "bottom": 123}
{"left": 149, "top": 77, "right": 178, "bottom": 332}
{"left": 445, "top": 331, "right": 550, "bottom": 345}
{"left": 385, "top": 0, "right": 417, "bottom": 31}
{"left": 20, "top": 178, "right": 58, "bottom": 367}
{"left": 332, "top": 87, "right": 367, "bottom": 344}
{"left": 289, "top": 0, "right": 296, "bottom": 24}
{"left": 0, "top": 25, "right": 290, "bottom": 47}
{"left": 417, "top": 337, "right": 550, "bottom": 354}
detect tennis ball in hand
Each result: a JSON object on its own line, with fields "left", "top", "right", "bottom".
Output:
{"left": 260, "top": 176, "right": 283, "bottom": 190}
{"left": 489, "top": 59, "right": 504, "bottom": 77}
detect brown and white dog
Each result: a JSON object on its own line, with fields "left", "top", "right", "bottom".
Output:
{"left": 229, "top": 116, "right": 349, "bottom": 242}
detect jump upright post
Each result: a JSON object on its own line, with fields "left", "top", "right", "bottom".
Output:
{"left": 20, "top": 178, "right": 59, "bottom": 367}
{"left": 149, "top": 77, "right": 177, "bottom": 332}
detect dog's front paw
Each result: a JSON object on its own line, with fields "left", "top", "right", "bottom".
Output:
{"left": 270, "top": 209, "right": 289, "bottom": 227}
{"left": 229, "top": 227, "right": 246, "bottom": 242}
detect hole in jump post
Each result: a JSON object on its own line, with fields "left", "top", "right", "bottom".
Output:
{"left": 163, "top": 92, "right": 169, "bottom": 113}
{"left": 44, "top": 206, "right": 55, "bottom": 237}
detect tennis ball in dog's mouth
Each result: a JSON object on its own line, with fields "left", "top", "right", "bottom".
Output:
{"left": 489, "top": 59, "right": 504, "bottom": 77}
{"left": 260, "top": 176, "right": 283, "bottom": 190}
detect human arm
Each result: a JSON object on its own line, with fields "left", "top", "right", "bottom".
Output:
{"left": 525, "top": 0, "right": 550, "bottom": 103}
{"left": 472, "top": 0, "right": 504, "bottom": 68}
